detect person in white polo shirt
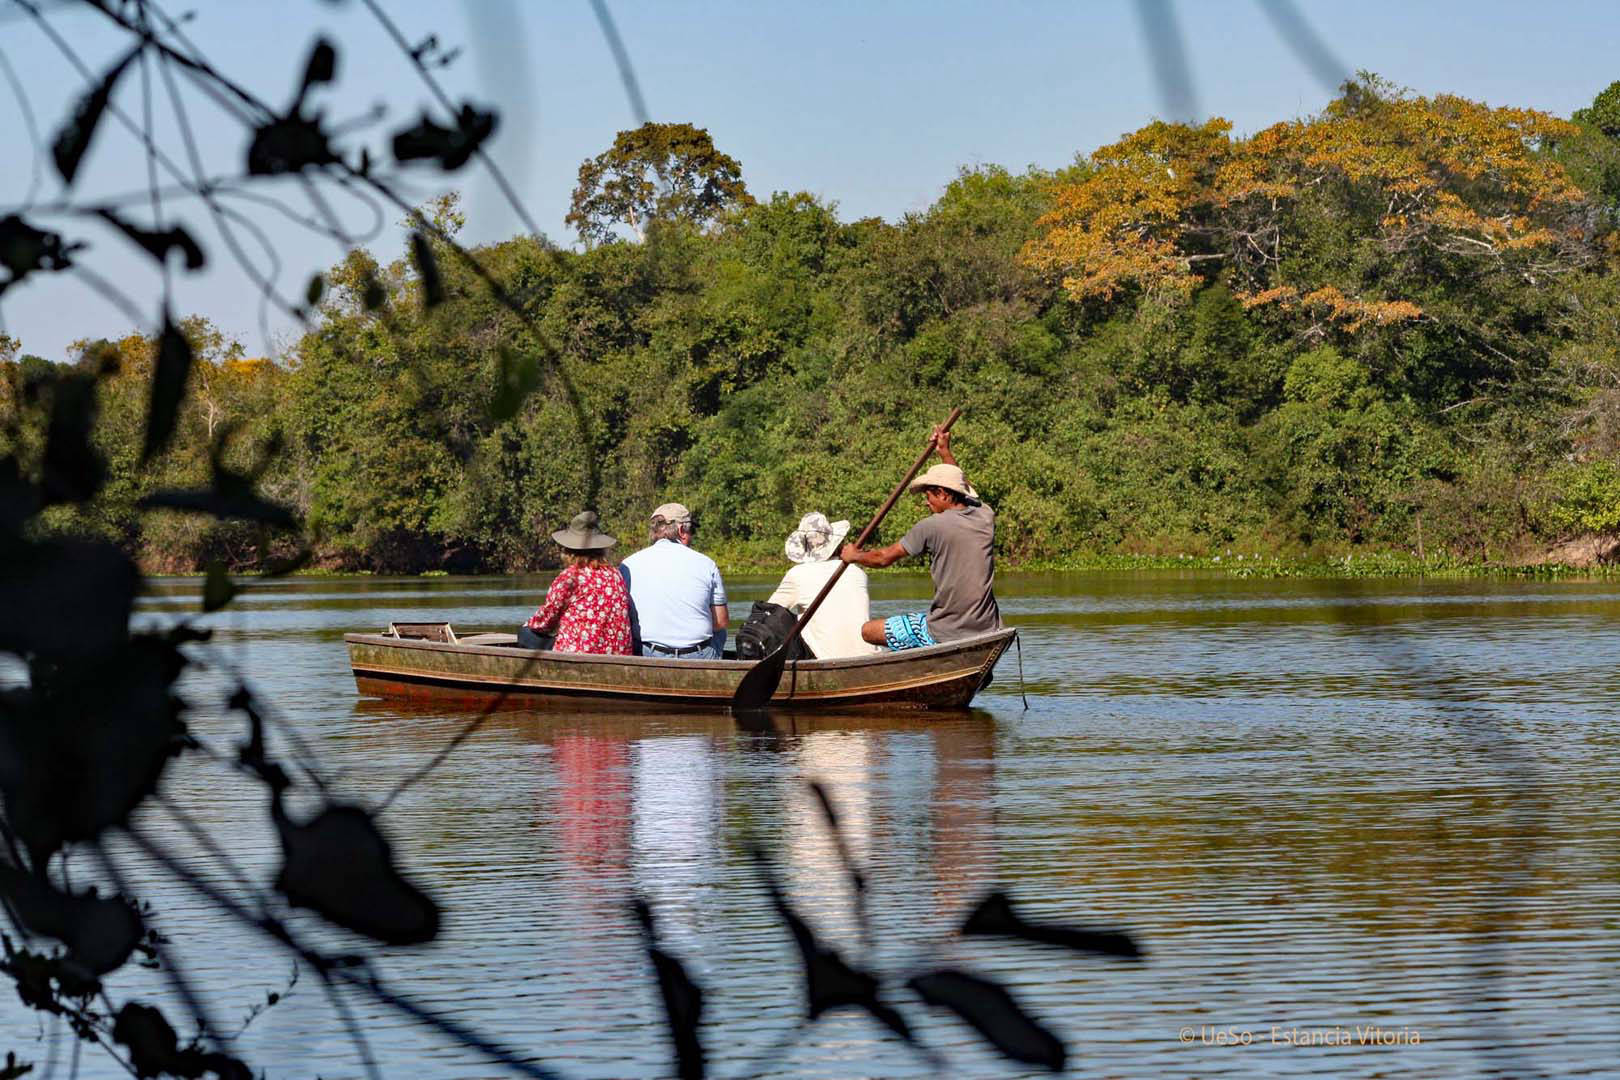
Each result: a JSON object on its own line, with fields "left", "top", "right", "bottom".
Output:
{"left": 619, "top": 502, "right": 730, "bottom": 660}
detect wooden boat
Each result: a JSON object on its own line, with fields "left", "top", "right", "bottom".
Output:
{"left": 345, "top": 622, "right": 1016, "bottom": 711}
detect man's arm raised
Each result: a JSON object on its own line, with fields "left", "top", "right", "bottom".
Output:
{"left": 841, "top": 541, "right": 907, "bottom": 569}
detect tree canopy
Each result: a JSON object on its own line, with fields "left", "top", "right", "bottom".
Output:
{"left": 1021, "top": 76, "right": 1585, "bottom": 330}
{"left": 566, "top": 122, "right": 753, "bottom": 245}
{"left": 9, "top": 78, "right": 1620, "bottom": 573}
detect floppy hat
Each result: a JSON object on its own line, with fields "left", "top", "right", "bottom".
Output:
{"left": 784, "top": 512, "right": 851, "bottom": 563}
{"left": 551, "top": 510, "right": 617, "bottom": 551}
{"left": 907, "top": 463, "right": 978, "bottom": 501}
{"left": 651, "top": 502, "right": 693, "bottom": 525}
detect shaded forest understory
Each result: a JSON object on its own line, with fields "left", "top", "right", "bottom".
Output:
{"left": 8, "top": 77, "right": 1620, "bottom": 575}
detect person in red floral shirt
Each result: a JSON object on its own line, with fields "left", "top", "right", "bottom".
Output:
{"left": 518, "top": 511, "right": 632, "bottom": 654}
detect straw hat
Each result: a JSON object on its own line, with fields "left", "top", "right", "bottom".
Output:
{"left": 784, "top": 512, "right": 850, "bottom": 563}
{"left": 908, "top": 463, "right": 978, "bottom": 501}
{"left": 551, "top": 510, "right": 617, "bottom": 551}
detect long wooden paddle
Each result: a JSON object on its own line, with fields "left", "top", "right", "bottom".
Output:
{"left": 731, "top": 407, "right": 962, "bottom": 710}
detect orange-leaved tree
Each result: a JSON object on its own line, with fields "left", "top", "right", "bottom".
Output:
{"left": 1023, "top": 76, "right": 1590, "bottom": 337}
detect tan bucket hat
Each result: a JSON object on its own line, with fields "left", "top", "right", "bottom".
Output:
{"left": 908, "top": 463, "right": 978, "bottom": 501}
{"left": 784, "top": 512, "right": 851, "bottom": 563}
{"left": 651, "top": 502, "right": 693, "bottom": 526}
{"left": 551, "top": 510, "right": 617, "bottom": 551}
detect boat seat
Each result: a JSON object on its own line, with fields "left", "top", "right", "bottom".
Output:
{"left": 385, "top": 622, "right": 457, "bottom": 643}
{"left": 460, "top": 632, "right": 519, "bottom": 646}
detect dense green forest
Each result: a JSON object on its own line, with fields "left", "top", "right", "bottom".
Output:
{"left": 7, "top": 76, "right": 1620, "bottom": 574}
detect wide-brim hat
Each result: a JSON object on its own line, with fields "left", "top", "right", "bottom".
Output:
{"left": 785, "top": 512, "right": 850, "bottom": 563}
{"left": 908, "top": 463, "right": 978, "bottom": 501}
{"left": 552, "top": 510, "right": 617, "bottom": 551}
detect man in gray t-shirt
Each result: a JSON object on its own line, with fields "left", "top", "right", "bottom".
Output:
{"left": 840, "top": 427, "right": 1001, "bottom": 649}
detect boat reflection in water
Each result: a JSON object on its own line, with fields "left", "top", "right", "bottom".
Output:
{"left": 346, "top": 699, "right": 1002, "bottom": 1067}
{"left": 775, "top": 715, "right": 998, "bottom": 946}
{"left": 630, "top": 733, "right": 723, "bottom": 949}
{"left": 353, "top": 701, "right": 999, "bottom": 942}
{"left": 532, "top": 708, "right": 1000, "bottom": 942}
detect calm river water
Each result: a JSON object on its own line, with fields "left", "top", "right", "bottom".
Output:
{"left": 6, "top": 570, "right": 1618, "bottom": 1078}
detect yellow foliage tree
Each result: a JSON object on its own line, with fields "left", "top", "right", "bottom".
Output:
{"left": 1023, "top": 77, "right": 1589, "bottom": 333}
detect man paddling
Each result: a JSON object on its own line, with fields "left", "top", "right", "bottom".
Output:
{"left": 839, "top": 426, "right": 1000, "bottom": 649}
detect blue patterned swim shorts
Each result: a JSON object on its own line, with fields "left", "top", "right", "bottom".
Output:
{"left": 883, "top": 612, "right": 936, "bottom": 651}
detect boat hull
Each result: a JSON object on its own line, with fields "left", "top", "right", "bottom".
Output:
{"left": 345, "top": 627, "right": 1015, "bottom": 711}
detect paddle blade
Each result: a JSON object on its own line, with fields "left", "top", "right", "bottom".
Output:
{"left": 732, "top": 644, "right": 789, "bottom": 709}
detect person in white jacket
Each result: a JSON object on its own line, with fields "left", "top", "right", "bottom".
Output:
{"left": 767, "top": 512, "right": 884, "bottom": 659}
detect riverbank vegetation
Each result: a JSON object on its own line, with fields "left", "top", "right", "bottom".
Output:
{"left": 8, "top": 75, "right": 1620, "bottom": 575}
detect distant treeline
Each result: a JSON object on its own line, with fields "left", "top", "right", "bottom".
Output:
{"left": 7, "top": 76, "right": 1620, "bottom": 573}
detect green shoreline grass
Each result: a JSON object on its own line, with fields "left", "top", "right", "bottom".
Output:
{"left": 157, "top": 549, "right": 1620, "bottom": 581}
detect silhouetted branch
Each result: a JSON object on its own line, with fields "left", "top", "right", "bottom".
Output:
{"left": 589, "top": 0, "right": 650, "bottom": 127}
{"left": 358, "top": 0, "right": 544, "bottom": 238}
{"left": 1134, "top": 0, "right": 1200, "bottom": 121}
{"left": 0, "top": 46, "right": 45, "bottom": 210}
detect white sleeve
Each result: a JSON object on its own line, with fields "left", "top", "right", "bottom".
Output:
{"left": 767, "top": 568, "right": 797, "bottom": 611}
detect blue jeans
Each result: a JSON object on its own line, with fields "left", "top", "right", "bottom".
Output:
{"left": 638, "top": 628, "right": 726, "bottom": 660}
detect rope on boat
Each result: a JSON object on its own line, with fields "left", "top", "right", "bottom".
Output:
{"left": 1014, "top": 628, "right": 1029, "bottom": 710}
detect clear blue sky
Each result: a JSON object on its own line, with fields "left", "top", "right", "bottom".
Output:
{"left": 2, "top": 0, "right": 1618, "bottom": 363}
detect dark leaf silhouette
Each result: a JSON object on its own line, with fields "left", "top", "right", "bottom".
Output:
{"left": 202, "top": 562, "right": 237, "bottom": 612}
{"left": 391, "top": 103, "right": 497, "bottom": 171}
{"left": 142, "top": 316, "right": 193, "bottom": 464}
{"left": 112, "top": 1002, "right": 178, "bottom": 1075}
{"left": 299, "top": 37, "right": 338, "bottom": 98}
{"left": 362, "top": 276, "right": 387, "bottom": 311}
{"left": 273, "top": 803, "right": 440, "bottom": 945}
{"left": 247, "top": 113, "right": 340, "bottom": 176}
{"left": 231, "top": 686, "right": 290, "bottom": 794}
{"left": 755, "top": 853, "right": 912, "bottom": 1042}
{"left": 305, "top": 273, "right": 325, "bottom": 306}
{"left": 0, "top": 538, "right": 135, "bottom": 658}
{"left": 409, "top": 33, "right": 440, "bottom": 62}
{"left": 632, "top": 899, "right": 705, "bottom": 1080}
{"left": 260, "top": 546, "right": 314, "bottom": 577}
{"left": 0, "top": 634, "right": 187, "bottom": 863}
{"left": 138, "top": 486, "right": 296, "bottom": 527}
{"left": 0, "top": 868, "right": 144, "bottom": 977}
{"left": 51, "top": 46, "right": 140, "bottom": 186}
{"left": 0, "top": 215, "right": 83, "bottom": 293}
{"left": 139, "top": 438, "right": 300, "bottom": 530}
{"left": 40, "top": 370, "right": 105, "bottom": 505}
{"left": 143, "top": 427, "right": 301, "bottom": 526}
{"left": 0, "top": 455, "right": 39, "bottom": 532}
{"left": 908, "top": 969, "right": 1066, "bottom": 1072}
{"left": 166, "top": 624, "right": 213, "bottom": 647}
{"left": 2, "top": 943, "right": 96, "bottom": 1009}
{"left": 112, "top": 1002, "right": 252, "bottom": 1080}
{"left": 97, "top": 210, "right": 206, "bottom": 271}
{"left": 808, "top": 781, "right": 869, "bottom": 936}
{"left": 490, "top": 346, "right": 540, "bottom": 421}
{"left": 962, "top": 891, "right": 1141, "bottom": 959}
{"left": 410, "top": 231, "right": 445, "bottom": 308}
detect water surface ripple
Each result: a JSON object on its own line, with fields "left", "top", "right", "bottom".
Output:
{"left": 7, "top": 571, "right": 1617, "bottom": 1078}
